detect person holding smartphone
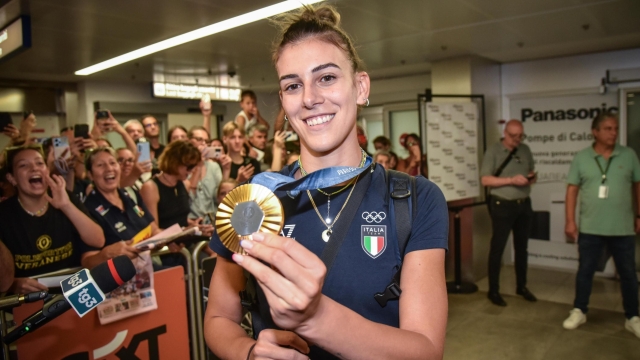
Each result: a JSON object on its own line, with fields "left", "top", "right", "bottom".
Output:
{"left": 221, "top": 121, "right": 262, "bottom": 183}
{"left": 480, "top": 119, "right": 537, "bottom": 307}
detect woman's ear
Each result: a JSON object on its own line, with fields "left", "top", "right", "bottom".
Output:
{"left": 356, "top": 71, "right": 371, "bottom": 105}
{"left": 5, "top": 173, "right": 17, "bottom": 187}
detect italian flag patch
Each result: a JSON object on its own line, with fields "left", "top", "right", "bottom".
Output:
{"left": 361, "top": 225, "right": 387, "bottom": 259}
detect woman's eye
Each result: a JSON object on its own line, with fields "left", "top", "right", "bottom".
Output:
{"left": 320, "top": 75, "right": 335, "bottom": 82}
{"left": 284, "top": 83, "right": 300, "bottom": 91}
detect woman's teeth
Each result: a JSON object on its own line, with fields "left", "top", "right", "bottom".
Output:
{"left": 306, "top": 114, "right": 334, "bottom": 126}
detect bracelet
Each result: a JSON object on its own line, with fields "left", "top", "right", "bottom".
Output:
{"left": 246, "top": 343, "right": 256, "bottom": 360}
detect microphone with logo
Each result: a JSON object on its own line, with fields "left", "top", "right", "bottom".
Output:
{"left": 2, "top": 255, "right": 135, "bottom": 345}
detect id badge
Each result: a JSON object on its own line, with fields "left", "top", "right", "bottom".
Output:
{"left": 598, "top": 185, "right": 609, "bottom": 199}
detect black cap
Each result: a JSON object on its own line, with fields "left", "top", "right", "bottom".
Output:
{"left": 90, "top": 255, "right": 136, "bottom": 293}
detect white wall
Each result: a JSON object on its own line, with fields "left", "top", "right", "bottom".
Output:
{"left": 501, "top": 47, "right": 640, "bottom": 119}
{"left": 369, "top": 74, "right": 431, "bottom": 105}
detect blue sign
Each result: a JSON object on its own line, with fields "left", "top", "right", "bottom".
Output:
{"left": 66, "top": 282, "right": 105, "bottom": 316}
{"left": 60, "top": 269, "right": 90, "bottom": 293}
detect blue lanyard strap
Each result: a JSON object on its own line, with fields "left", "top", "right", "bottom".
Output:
{"left": 250, "top": 156, "right": 373, "bottom": 196}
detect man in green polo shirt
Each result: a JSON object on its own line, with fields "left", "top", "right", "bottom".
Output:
{"left": 481, "top": 120, "right": 538, "bottom": 306}
{"left": 562, "top": 113, "right": 640, "bottom": 338}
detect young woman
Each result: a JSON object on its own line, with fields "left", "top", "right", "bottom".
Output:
{"left": 204, "top": 5, "right": 448, "bottom": 360}
{"left": 222, "top": 121, "right": 262, "bottom": 183}
{"left": 80, "top": 147, "right": 159, "bottom": 269}
{"left": 0, "top": 145, "right": 105, "bottom": 293}
{"left": 168, "top": 125, "right": 188, "bottom": 143}
{"left": 397, "top": 133, "right": 427, "bottom": 177}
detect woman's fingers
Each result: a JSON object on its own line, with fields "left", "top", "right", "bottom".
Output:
{"left": 254, "top": 330, "right": 310, "bottom": 359}
{"left": 233, "top": 252, "right": 306, "bottom": 311}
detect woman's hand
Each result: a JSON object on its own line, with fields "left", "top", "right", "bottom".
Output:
{"left": 102, "top": 240, "right": 139, "bottom": 259}
{"left": 235, "top": 232, "right": 326, "bottom": 331}
{"left": 251, "top": 329, "right": 310, "bottom": 360}
{"left": 236, "top": 164, "right": 255, "bottom": 183}
{"left": 273, "top": 130, "right": 287, "bottom": 150}
{"left": 44, "top": 174, "right": 72, "bottom": 210}
{"left": 10, "top": 278, "right": 48, "bottom": 293}
{"left": 2, "top": 124, "right": 20, "bottom": 139}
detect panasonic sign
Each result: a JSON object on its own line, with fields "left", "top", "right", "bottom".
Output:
{"left": 521, "top": 103, "right": 618, "bottom": 122}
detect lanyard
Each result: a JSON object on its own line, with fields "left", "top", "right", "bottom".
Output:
{"left": 251, "top": 155, "right": 373, "bottom": 196}
{"left": 594, "top": 156, "right": 612, "bottom": 184}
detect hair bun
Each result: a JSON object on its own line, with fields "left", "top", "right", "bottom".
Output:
{"left": 298, "top": 5, "right": 340, "bottom": 26}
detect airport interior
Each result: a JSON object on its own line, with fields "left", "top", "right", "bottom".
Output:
{"left": 1, "top": 0, "right": 640, "bottom": 359}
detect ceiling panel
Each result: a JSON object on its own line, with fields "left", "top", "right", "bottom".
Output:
{"left": 0, "top": 0, "right": 637, "bottom": 88}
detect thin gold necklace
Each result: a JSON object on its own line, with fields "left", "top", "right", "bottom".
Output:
{"left": 18, "top": 197, "right": 48, "bottom": 217}
{"left": 299, "top": 149, "right": 366, "bottom": 225}
{"left": 307, "top": 174, "right": 359, "bottom": 242}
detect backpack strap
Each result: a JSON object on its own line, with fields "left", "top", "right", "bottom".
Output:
{"left": 374, "top": 170, "right": 416, "bottom": 307}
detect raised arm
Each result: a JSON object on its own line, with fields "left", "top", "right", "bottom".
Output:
{"left": 45, "top": 174, "right": 105, "bottom": 248}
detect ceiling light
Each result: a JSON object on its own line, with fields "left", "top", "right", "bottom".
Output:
{"left": 75, "top": 0, "right": 323, "bottom": 76}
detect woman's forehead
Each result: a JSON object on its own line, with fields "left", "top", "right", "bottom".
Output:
{"left": 276, "top": 38, "right": 350, "bottom": 75}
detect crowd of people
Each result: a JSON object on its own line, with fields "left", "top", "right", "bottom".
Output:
{"left": 0, "top": 3, "right": 638, "bottom": 359}
{"left": 0, "top": 88, "right": 424, "bottom": 289}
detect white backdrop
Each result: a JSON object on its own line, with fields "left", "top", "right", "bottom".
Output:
{"left": 425, "top": 102, "right": 480, "bottom": 202}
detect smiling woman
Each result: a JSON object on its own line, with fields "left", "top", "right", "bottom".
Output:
{"left": 0, "top": 145, "right": 105, "bottom": 293}
{"left": 204, "top": 5, "right": 449, "bottom": 360}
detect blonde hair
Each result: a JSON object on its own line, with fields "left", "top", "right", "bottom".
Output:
{"left": 272, "top": 4, "right": 363, "bottom": 73}
{"left": 85, "top": 147, "right": 117, "bottom": 173}
{"left": 222, "top": 121, "right": 245, "bottom": 138}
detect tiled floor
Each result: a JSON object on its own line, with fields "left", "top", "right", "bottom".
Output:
{"left": 445, "top": 265, "right": 640, "bottom": 359}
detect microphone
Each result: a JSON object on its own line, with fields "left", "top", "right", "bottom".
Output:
{"left": 0, "top": 291, "right": 48, "bottom": 311}
{"left": 2, "top": 256, "right": 135, "bottom": 345}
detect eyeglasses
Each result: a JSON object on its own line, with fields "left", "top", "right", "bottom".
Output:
{"left": 190, "top": 136, "right": 206, "bottom": 143}
{"left": 506, "top": 132, "right": 526, "bottom": 140}
{"left": 143, "top": 122, "right": 158, "bottom": 129}
{"left": 117, "top": 158, "right": 134, "bottom": 165}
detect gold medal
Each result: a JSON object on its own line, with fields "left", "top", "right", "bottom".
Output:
{"left": 215, "top": 184, "right": 284, "bottom": 255}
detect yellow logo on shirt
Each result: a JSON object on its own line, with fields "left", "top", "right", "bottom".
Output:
{"left": 36, "top": 235, "right": 52, "bottom": 251}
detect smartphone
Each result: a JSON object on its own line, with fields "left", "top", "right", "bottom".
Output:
{"left": 96, "top": 110, "right": 109, "bottom": 120}
{"left": 202, "top": 93, "right": 211, "bottom": 111}
{"left": 52, "top": 136, "right": 71, "bottom": 160}
{"left": 137, "top": 141, "right": 151, "bottom": 163}
{"left": 0, "top": 112, "right": 13, "bottom": 130}
{"left": 74, "top": 124, "right": 90, "bottom": 139}
{"left": 284, "top": 131, "right": 298, "bottom": 142}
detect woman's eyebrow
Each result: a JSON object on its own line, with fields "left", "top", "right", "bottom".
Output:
{"left": 279, "top": 62, "right": 341, "bottom": 82}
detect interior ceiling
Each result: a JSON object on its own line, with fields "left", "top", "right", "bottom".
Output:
{"left": 0, "top": 0, "right": 639, "bottom": 90}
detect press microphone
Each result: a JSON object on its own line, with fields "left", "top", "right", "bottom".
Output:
{"left": 0, "top": 291, "right": 49, "bottom": 311}
{"left": 2, "top": 256, "right": 135, "bottom": 344}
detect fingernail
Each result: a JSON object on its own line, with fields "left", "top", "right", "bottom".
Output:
{"left": 252, "top": 232, "right": 265, "bottom": 242}
{"left": 232, "top": 254, "right": 244, "bottom": 264}
{"left": 240, "top": 240, "right": 253, "bottom": 250}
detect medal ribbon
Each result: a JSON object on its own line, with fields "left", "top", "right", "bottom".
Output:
{"left": 250, "top": 156, "right": 373, "bottom": 196}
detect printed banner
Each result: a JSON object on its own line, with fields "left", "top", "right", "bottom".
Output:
{"left": 425, "top": 102, "right": 480, "bottom": 202}
{"left": 510, "top": 92, "right": 618, "bottom": 271}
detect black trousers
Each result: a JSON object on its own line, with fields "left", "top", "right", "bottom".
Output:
{"left": 488, "top": 197, "right": 532, "bottom": 293}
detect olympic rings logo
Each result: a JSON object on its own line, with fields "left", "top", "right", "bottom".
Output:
{"left": 362, "top": 211, "right": 386, "bottom": 223}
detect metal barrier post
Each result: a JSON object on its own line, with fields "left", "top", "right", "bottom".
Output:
{"left": 153, "top": 247, "right": 199, "bottom": 360}
{"left": 192, "top": 241, "right": 209, "bottom": 360}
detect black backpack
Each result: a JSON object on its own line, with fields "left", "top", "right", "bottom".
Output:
{"left": 240, "top": 166, "right": 417, "bottom": 337}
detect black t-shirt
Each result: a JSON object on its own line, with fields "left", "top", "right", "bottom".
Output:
{"left": 229, "top": 156, "right": 262, "bottom": 180}
{"left": 152, "top": 177, "right": 190, "bottom": 229}
{"left": 83, "top": 188, "right": 155, "bottom": 250}
{"left": 0, "top": 194, "right": 91, "bottom": 278}
{"left": 151, "top": 143, "right": 165, "bottom": 160}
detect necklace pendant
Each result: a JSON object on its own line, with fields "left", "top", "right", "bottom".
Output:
{"left": 322, "top": 229, "right": 331, "bottom": 242}
{"left": 325, "top": 218, "right": 332, "bottom": 225}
